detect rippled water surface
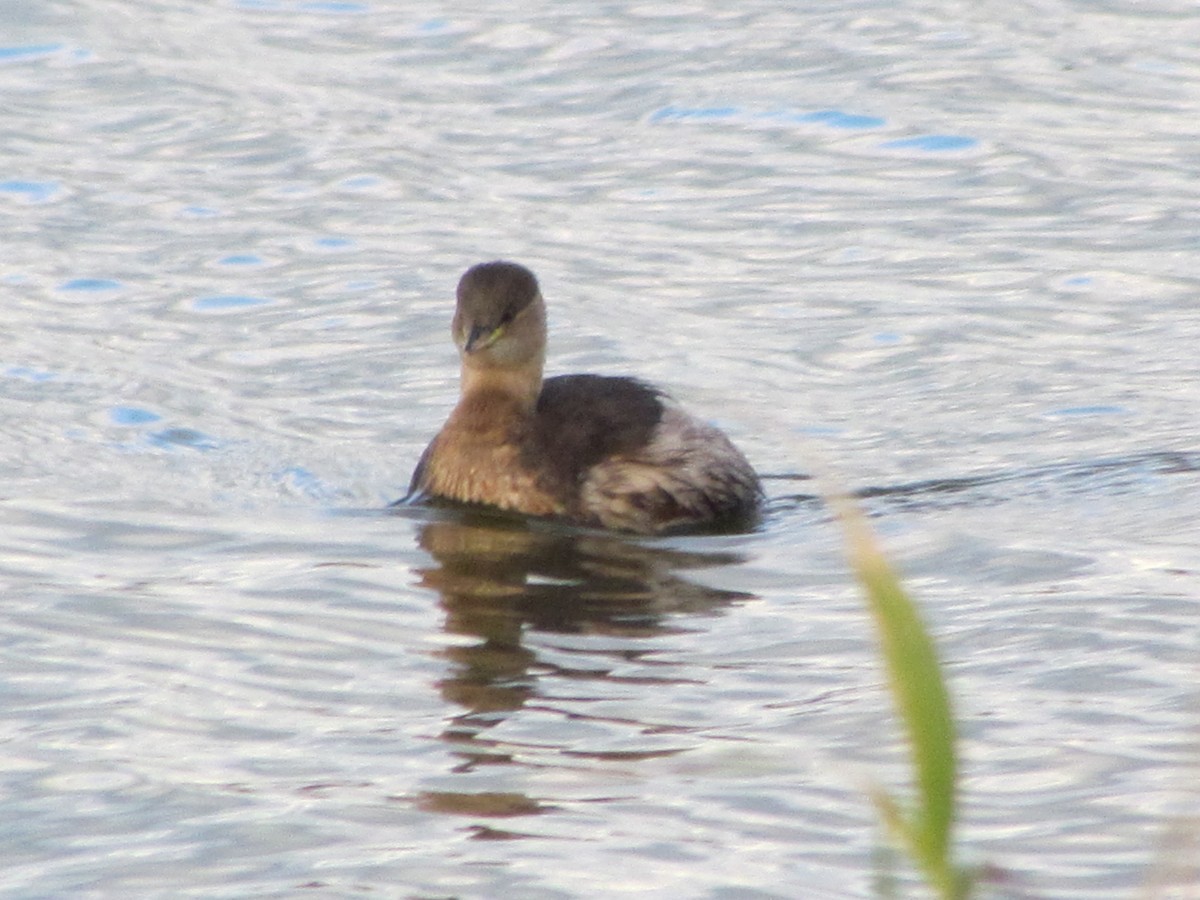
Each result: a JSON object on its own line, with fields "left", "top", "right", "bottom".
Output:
{"left": 2, "top": 2, "right": 1199, "bottom": 897}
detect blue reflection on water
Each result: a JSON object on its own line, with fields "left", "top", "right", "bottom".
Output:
{"left": 881, "top": 134, "right": 978, "bottom": 152}
{"left": 192, "top": 295, "right": 273, "bottom": 312}
{"left": 0, "top": 180, "right": 59, "bottom": 203}
{"left": 274, "top": 465, "right": 351, "bottom": 502}
{"left": 148, "top": 428, "right": 221, "bottom": 451}
{"left": 4, "top": 366, "right": 60, "bottom": 383}
{"left": 1045, "top": 405, "right": 1128, "bottom": 418}
{"left": 650, "top": 105, "right": 886, "bottom": 130}
{"left": 774, "top": 109, "right": 886, "bottom": 129}
{"left": 0, "top": 44, "right": 63, "bottom": 63}
{"left": 649, "top": 105, "right": 739, "bottom": 123}
{"left": 110, "top": 407, "right": 163, "bottom": 426}
{"left": 299, "top": 1, "right": 369, "bottom": 14}
{"left": 339, "top": 175, "right": 383, "bottom": 190}
{"left": 313, "top": 236, "right": 354, "bottom": 251}
{"left": 59, "top": 278, "right": 123, "bottom": 292}
{"left": 107, "top": 406, "right": 220, "bottom": 453}
{"left": 217, "top": 254, "right": 266, "bottom": 266}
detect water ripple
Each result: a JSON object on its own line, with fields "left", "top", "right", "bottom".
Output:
{"left": 0, "top": 1, "right": 1197, "bottom": 896}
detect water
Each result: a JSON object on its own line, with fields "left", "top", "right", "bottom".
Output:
{"left": 2, "top": 1, "right": 1199, "bottom": 897}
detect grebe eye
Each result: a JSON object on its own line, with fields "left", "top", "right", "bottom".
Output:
{"left": 499, "top": 309, "right": 515, "bottom": 325}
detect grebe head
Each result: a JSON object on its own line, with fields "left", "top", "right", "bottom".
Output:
{"left": 453, "top": 261, "right": 547, "bottom": 371}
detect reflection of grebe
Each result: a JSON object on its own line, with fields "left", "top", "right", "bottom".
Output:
{"left": 414, "top": 515, "right": 755, "bottom": 790}
{"left": 407, "top": 261, "right": 761, "bottom": 534}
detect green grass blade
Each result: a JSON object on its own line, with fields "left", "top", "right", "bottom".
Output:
{"left": 861, "top": 551, "right": 956, "bottom": 856}
{"left": 832, "top": 492, "right": 967, "bottom": 899}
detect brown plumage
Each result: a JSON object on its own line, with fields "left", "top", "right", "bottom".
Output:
{"left": 406, "top": 261, "right": 761, "bottom": 534}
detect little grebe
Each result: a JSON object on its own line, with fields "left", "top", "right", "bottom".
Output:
{"left": 407, "top": 261, "right": 762, "bottom": 534}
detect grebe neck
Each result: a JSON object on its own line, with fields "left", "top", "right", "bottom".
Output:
{"left": 458, "top": 358, "right": 543, "bottom": 414}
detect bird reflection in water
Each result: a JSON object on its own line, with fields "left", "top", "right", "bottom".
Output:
{"left": 407, "top": 508, "right": 754, "bottom": 829}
